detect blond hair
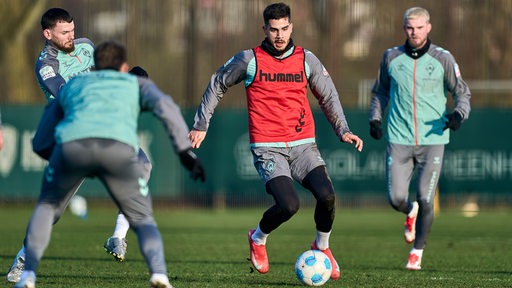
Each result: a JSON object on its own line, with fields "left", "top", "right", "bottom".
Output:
{"left": 403, "top": 7, "right": 430, "bottom": 23}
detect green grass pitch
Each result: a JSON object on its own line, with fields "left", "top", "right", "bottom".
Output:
{"left": 0, "top": 204, "right": 511, "bottom": 287}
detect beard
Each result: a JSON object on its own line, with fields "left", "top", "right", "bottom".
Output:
{"left": 408, "top": 37, "right": 427, "bottom": 49}
{"left": 55, "top": 40, "right": 75, "bottom": 53}
{"left": 261, "top": 38, "right": 294, "bottom": 57}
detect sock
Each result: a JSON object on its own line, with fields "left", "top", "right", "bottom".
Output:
{"left": 112, "top": 212, "right": 130, "bottom": 239}
{"left": 251, "top": 225, "right": 268, "bottom": 245}
{"left": 407, "top": 202, "right": 418, "bottom": 217}
{"left": 315, "top": 230, "right": 331, "bottom": 250}
{"left": 410, "top": 248, "right": 423, "bottom": 257}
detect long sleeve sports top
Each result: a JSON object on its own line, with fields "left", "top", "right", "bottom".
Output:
{"left": 369, "top": 41, "right": 471, "bottom": 145}
{"left": 35, "top": 38, "right": 95, "bottom": 101}
{"left": 57, "top": 71, "right": 192, "bottom": 153}
{"left": 193, "top": 44, "right": 351, "bottom": 148}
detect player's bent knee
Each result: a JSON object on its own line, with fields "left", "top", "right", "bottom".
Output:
{"left": 320, "top": 193, "right": 336, "bottom": 211}
{"left": 282, "top": 199, "right": 300, "bottom": 218}
{"left": 388, "top": 196, "right": 408, "bottom": 212}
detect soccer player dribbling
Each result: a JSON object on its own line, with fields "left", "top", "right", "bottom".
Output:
{"left": 188, "top": 2, "right": 363, "bottom": 281}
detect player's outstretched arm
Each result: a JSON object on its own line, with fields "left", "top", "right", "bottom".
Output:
{"left": 341, "top": 132, "right": 363, "bottom": 152}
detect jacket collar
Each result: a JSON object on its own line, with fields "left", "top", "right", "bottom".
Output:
{"left": 404, "top": 38, "right": 431, "bottom": 59}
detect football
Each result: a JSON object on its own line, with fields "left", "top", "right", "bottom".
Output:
{"left": 295, "top": 250, "right": 332, "bottom": 286}
{"left": 69, "top": 195, "right": 88, "bottom": 219}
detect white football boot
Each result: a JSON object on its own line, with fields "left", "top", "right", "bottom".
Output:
{"left": 103, "top": 237, "right": 127, "bottom": 262}
{"left": 149, "top": 273, "right": 174, "bottom": 288}
{"left": 406, "top": 249, "right": 423, "bottom": 270}
{"left": 404, "top": 201, "right": 419, "bottom": 244}
{"left": 13, "top": 270, "right": 35, "bottom": 288}
{"left": 7, "top": 247, "right": 25, "bottom": 283}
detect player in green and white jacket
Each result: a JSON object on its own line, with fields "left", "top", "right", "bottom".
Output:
{"left": 369, "top": 7, "right": 471, "bottom": 270}
{"left": 8, "top": 8, "right": 145, "bottom": 283}
{"left": 15, "top": 40, "right": 204, "bottom": 288}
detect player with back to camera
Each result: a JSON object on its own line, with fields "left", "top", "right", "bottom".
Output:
{"left": 13, "top": 40, "right": 205, "bottom": 288}
{"left": 6, "top": 7, "right": 192, "bottom": 283}
{"left": 369, "top": 7, "right": 471, "bottom": 270}
{"left": 188, "top": 2, "right": 363, "bottom": 281}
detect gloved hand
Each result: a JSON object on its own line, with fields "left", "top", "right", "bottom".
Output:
{"left": 443, "top": 111, "right": 463, "bottom": 131}
{"left": 369, "top": 120, "right": 383, "bottom": 140}
{"left": 179, "top": 149, "right": 205, "bottom": 182}
{"left": 129, "top": 66, "right": 149, "bottom": 78}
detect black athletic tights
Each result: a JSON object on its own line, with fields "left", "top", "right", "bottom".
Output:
{"left": 258, "top": 166, "right": 336, "bottom": 234}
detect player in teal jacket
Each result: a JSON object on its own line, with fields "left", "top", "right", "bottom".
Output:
{"left": 369, "top": 7, "right": 471, "bottom": 270}
{"left": 14, "top": 40, "right": 204, "bottom": 288}
{"left": 9, "top": 8, "right": 145, "bottom": 283}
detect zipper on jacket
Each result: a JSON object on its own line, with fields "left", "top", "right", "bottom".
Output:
{"left": 413, "top": 59, "right": 419, "bottom": 146}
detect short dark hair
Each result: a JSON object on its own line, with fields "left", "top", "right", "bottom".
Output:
{"left": 263, "top": 2, "right": 291, "bottom": 26}
{"left": 41, "top": 8, "right": 73, "bottom": 30}
{"left": 94, "top": 41, "right": 127, "bottom": 71}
